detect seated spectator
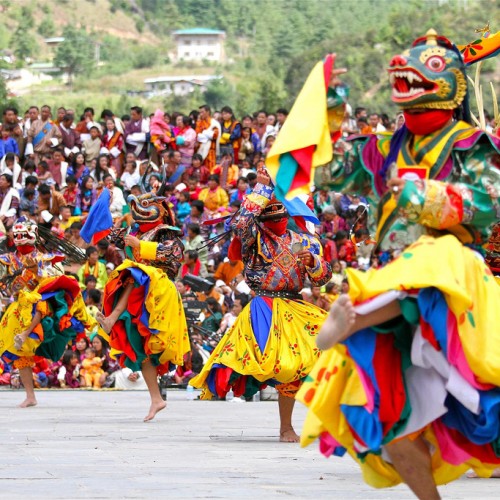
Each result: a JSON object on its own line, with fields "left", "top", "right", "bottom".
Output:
{"left": 214, "top": 258, "right": 244, "bottom": 286}
{"left": 81, "top": 347, "right": 104, "bottom": 388}
{"left": 97, "top": 238, "right": 123, "bottom": 268}
{"left": 186, "top": 176, "right": 201, "bottom": 200}
{"left": 217, "top": 293, "right": 249, "bottom": 335}
{"left": 67, "top": 152, "right": 90, "bottom": 184}
{"left": 335, "top": 230, "right": 356, "bottom": 265}
{"left": 38, "top": 183, "right": 65, "bottom": 218}
{"left": 86, "top": 288, "right": 102, "bottom": 320}
{"left": 183, "top": 199, "right": 210, "bottom": 239}
{"left": 120, "top": 159, "right": 140, "bottom": 194}
{"left": 73, "top": 333, "right": 90, "bottom": 362}
{"left": 201, "top": 297, "right": 223, "bottom": 334}
{"left": 82, "top": 275, "right": 97, "bottom": 302}
{"left": 229, "top": 176, "right": 250, "bottom": 204}
{"left": 77, "top": 176, "right": 97, "bottom": 215}
{"left": 91, "top": 334, "right": 120, "bottom": 388}
{"left": 180, "top": 250, "right": 208, "bottom": 278}
{"left": 318, "top": 205, "right": 347, "bottom": 238}
{"left": 62, "top": 176, "right": 81, "bottom": 214}
{"left": 68, "top": 221, "right": 88, "bottom": 249}
{"left": 77, "top": 246, "right": 108, "bottom": 290}
{"left": 37, "top": 160, "right": 55, "bottom": 187}
{"left": 198, "top": 174, "right": 229, "bottom": 216}
{"left": 175, "top": 190, "right": 191, "bottom": 224}
{"left": 57, "top": 350, "right": 81, "bottom": 389}
{"left": 182, "top": 153, "right": 210, "bottom": 186}
{"left": 183, "top": 223, "right": 208, "bottom": 268}
{"left": 0, "top": 127, "right": 19, "bottom": 156}
{"left": 19, "top": 187, "right": 37, "bottom": 216}
{"left": 1, "top": 152, "right": 21, "bottom": 188}
{"left": 304, "top": 286, "right": 331, "bottom": 311}
{"left": 0, "top": 173, "right": 20, "bottom": 230}
{"left": 213, "top": 152, "right": 239, "bottom": 190}
{"left": 59, "top": 205, "right": 83, "bottom": 232}
{"left": 103, "top": 175, "right": 126, "bottom": 220}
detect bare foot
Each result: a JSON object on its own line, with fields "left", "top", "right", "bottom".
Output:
{"left": 14, "top": 332, "right": 29, "bottom": 351}
{"left": 95, "top": 312, "right": 114, "bottom": 334}
{"left": 18, "top": 398, "right": 37, "bottom": 408}
{"left": 316, "top": 294, "right": 356, "bottom": 350}
{"left": 280, "top": 426, "right": 300, "bottom": 443}
{"left": 144, "top": 400, "right": 167, "bottom": 422}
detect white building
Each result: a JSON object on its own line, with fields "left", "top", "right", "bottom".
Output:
{"left": 143, "top": 75, "right": 222, "bottom": 97}
{"left": 172, "top": 28, "right": 226, "bottom": 63}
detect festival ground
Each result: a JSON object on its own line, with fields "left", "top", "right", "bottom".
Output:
{"left": 1, "top": 389, "right": 498, "bottom": 499}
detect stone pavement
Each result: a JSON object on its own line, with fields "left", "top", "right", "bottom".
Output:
{"left": 0, "top": 389, "right": 498, "bottom": 499}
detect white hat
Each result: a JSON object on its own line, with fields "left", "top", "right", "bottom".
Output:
{"left": 106, "top": 262, "right": 115, "bottom": 271}
{"left": 175, "top": 182, "right": 187, "bottom": 192}
{"left": 215, "top": 279, "right": 226, "bottom": 288}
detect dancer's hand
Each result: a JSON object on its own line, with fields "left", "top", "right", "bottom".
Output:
{"left": 124, "top": 235, "right": 140, "bottom": 249}
{"left": 297, "top": 250, "right": 314, "bottom": 267}
{"left": 256, "top": 168, "right": 271, "bottom": 186}
{"left": 387, "top": 178, "right": 406, "bottom": 201}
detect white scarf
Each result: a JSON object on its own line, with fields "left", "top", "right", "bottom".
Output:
{"left": 0, "top": 187, "right": 20, "bottom": 218}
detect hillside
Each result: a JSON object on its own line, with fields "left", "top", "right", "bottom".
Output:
{"left": 1, "top": 0, "right": 499, "bottom": 118}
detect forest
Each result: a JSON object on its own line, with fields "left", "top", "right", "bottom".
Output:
{"left": 0, "top": 0, "right": 498, "bottom": 117}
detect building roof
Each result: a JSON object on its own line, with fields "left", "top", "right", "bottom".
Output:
{"left": 144, "top": 75, "right": 222, "bottom": 84}
{"left": 173, "top": 28, "right": 225, "bottom": 36}
{"left": 44, "top": 37, "right": 65, "bottom": 44}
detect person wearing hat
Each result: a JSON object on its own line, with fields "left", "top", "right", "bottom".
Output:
{"left": 191, "top": 167, "right": 332, "bottom": 442}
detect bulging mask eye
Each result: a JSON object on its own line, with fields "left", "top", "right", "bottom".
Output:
{"left": 426, "top": 55, "right": 445, "bottom": 72}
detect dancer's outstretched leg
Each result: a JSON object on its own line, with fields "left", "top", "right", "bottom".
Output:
{"left": 141, "top": 360, "right": 166, "bottom": 422}
{"left": 278, "top": 393, "right": 299, "bottom": 442}
{"left": 386, "top": 436, "right": 441, "bottom": 499}
{"left": 316, "top": 295, "right": 402, "bottom": 350}
{"left": 18, "top": 366, "right": 37, "bottom": 408}
{"left": 96, "top": 282, "right": 134, "bottom": 333}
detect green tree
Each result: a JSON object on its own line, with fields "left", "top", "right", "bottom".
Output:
{"left": 54, "top": 26, "right": 95, "bottom": 85}
{"left": 10, "top": 19, "right": 37, "bottom": 62}
{"left": 38, "top": 17, "right": 56, "bottom": 38}
{"left": 203, "top": 77, "right": 233, "bottom": 110}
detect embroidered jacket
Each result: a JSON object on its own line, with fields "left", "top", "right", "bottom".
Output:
{"left": 232, "top": 183, "right": 332, "bottom": 293}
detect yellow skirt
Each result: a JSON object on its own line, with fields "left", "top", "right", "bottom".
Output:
{"left": 103, "top": 260, "right": 190, "bottom": 374}
{"left": 191, "top": 296, "right": 328, "bottom": 399}
{"left": 0, "top": 275, "right": 97, "bottom": 366}
{"left": 297, "top": 235, "right": 500, "bottom": 488}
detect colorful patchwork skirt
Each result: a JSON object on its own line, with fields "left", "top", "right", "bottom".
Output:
{"left": 102, "top": 260, "right": 190, "bottom": 375}
{"left": 190, "top": 296, "right": 328, "bottom": 399}
{"left": 297, "top": 235, "right": 500, "bottom": 487}
{"left": 0, "top": 275, "right": 97, "bottom": 368}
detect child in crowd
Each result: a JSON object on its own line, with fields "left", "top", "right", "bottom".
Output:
{"left": 81, "top": 347, "right": 104, "bottom": 388}
{"left": 82, "top": 126, "right": 101, "bottom": 164}
{"left": 186, "top": 177, "right": 201, "bottom": 200}
{"left": 150, "top": 109, "right": 173, "bottom": 153}
{"left": 175, "top": 190, "right": 191, "bottom": 223}
{"left": 0, "top": 127, "right": 19, "bottom": 156}
{"left": 62, "top": 176, "right": 80, "bottom": 215}
{"left": 85, "top": 288, "right": 102, "bottom": 320}
{"left": 57, "top": 350, "right": 81, "bottom": 388}
{"left": 120, "top": 160, "right": 140, "bottom": 194}
{"left": 37, "top": 160, "right": 55, "bottom": 186}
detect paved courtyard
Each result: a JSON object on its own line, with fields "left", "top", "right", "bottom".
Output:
{"left": 1, "top": 389, "right": 498, "bottom": 499}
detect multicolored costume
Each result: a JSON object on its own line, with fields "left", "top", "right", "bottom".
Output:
{"left": 0, "top": 218, "right": 96, "bottom": 369}
{"left": 104, "top": 177, "right": 190, "bottom": 375}
{"left": 191, "top": 182, "right": 332, "bottom": 399}
{"left": 298, "top": 30, "right": 500, "bottom": 487}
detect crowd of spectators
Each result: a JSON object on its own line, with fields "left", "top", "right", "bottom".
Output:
{"left": 0, "top": 101, "right": 407, "bottom": 389}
